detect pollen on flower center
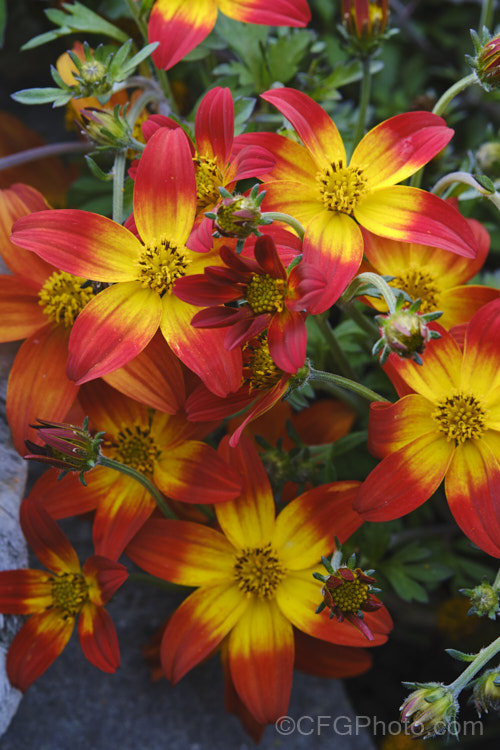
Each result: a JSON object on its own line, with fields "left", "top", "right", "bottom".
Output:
{"left": 243, "top": 337, "right": 283, "bottom": 390}
{"left": 137, "top": 236, "right": 191, "bottom": 295}
{"left": 194, "top": 155, "right": 224, "bottom": 210}
{"left": 391, "top": 267, "right": 441, "bottom": 313}
{"left": 246, "top": 273, "right": 285, "bottom": 315}
{"left": 433, "top": 392, "right": 488, "bottom": 444}
{"left": 234, "top": 543, "right": 286, "bottom": 599}
{"left": 38, "top": 271, "right": 94, "bottom": 327}
{"left": 110, "top": 424, "right": 161, "bottom": 477}
{"left": 316, "top": 159, "right": 367, "bottom": 214}
{"left": 327, "top": 572, "right": 370, "bottom": 614}
{"left": 50, "top": 572, "right": 88, "bottom": 619}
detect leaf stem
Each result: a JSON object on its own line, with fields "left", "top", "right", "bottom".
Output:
{"left": 309, "top": 368, "right": 389, "bottom": 403}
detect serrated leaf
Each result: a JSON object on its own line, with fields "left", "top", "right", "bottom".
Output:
{"left": 266, "top": 31, "right": 313, "bottom": 84}
{"left": 410, "top": 562, "right": 453, "bottom": 583}
{"left": 11, "top": 87, "right": 68, "bottom": 105}
{"left": 384, "top": 565, "right": 429, "bottom": 603}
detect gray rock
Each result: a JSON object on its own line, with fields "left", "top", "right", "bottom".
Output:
{"left": 0, "top": 341, "right": 29, "bottom": 737}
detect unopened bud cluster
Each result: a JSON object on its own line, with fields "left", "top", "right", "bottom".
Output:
{"left": 400, "top": 682, "right": 459, "bottom": 739}
{"left": 206, "top": 185, "right": 268, "bottom": 240}
{"left": 373, "top": 296, "right": 442, "bottom": 365}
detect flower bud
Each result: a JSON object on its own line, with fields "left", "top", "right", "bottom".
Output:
{"left": 460, "top": 581, "right": 499, "bottom": 620}
{"left": 471, "top": 667, "right": 500, "bottom": 716}
{"left": 373, "top": 298, "right": 442, "bottom": 365}
{"left": 400, "top": 683, "right": 459, "bottom": 739}
{"left": 340, "top": 0, "right": 392, "bottom": 55}
{"left": 207, "top": 185, "right": 267, "bottom": 240}
{"left": 25, "top": 417, "right": 104, "bottom": 484}
{"left": 80, "top": 106, "right": 132, "bottom": 150}
{"left": 468, "top": 30, "right": 500, "bottom": 92}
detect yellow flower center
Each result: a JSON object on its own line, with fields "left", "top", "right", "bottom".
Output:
{"left": 110, "top": 424, "right": 161, "bottom": 477}
{"left": 194, "top": 155, "right": 224, "bottom": 210}
{"left": 234, "top": 543, "right": 286, "bottom": 599}
{"left": 244, "top": 338, "right": 282, "bottom": 390}
{"left": 136, "top": 236, "right": 191, "bottom": 295}
{"left": 329, "top": 573, "right": 370, "bottom": 613}
{"left": 391, "top": 267, "right": 441, "bottom": 313}
{"left": 316, "top": 159, "right": 367, "bottom": 214}
{"left": 246, "top": 274, "right": 285, "bottom": 315}
{"left": 38, "top": 271, "right": 94, "bottom": 327}
{"left": 51, "top": 572, "right": 88, "bottom": 619}
{"left": 433, "top": 392, "right": 488, "bottom": 444}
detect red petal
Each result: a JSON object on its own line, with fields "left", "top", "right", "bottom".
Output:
{"left": 78, "top": 602, "right": 120, "bottom": 673}
{"left": 195, "top": 86, "right": 234, "bottom": 167}
{"left": 149, "top": 0, "right": 217, "bottom": 70}
{"left": 219, "top": 0, "right": 310, "bottom": 26}
{"left": 267, "top": 310, "right": 307, "bottom": 373}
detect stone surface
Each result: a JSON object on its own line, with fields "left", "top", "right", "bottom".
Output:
{"left": 0, "top": 341, "right": 29, "bottom": 737}
{"left": 1, "top": 513, "right": 376, "bottom": 750}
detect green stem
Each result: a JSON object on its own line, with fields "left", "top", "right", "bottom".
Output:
{"left": 410, "top": 73, "right": 478, "bottom": 189}
{"left": 260, "top": 212, "right": 305, "bottom": 240}
{"left": 351, "top": 55, "right": 372, "bottom": 151}
{"left": 111, "top": 150, "right": 127, "bottom": 225}
{"left": 125, "top": 89, "right": 162, "bottom": 128}
{"left": 125, "top": 0, "right": 149, "bottom": 44}
{"left": 309, "top": 368, "right": 390, "bottom": 403}
{"left": 342, "top": 302, "right": 380, "bottom": 338}
{"left": 314, "top": 315, "right": 358, "bottom": 380}
{"left": 342, "top": 271, "right": 398, "bottom": 314}
{"left": 448, "top": 637, "right": 500, "bottom": 696}
{"left": 98, "top": 455, "right": 177, "bottom": 519}
{"left": 156, "top": 69, "right": 179, "bottom": 116}
{"left": 0, "top": 141, "right": 91, "bottom": 171}
{"left": 479, "top": 0, "right": 495, "bottom": 31}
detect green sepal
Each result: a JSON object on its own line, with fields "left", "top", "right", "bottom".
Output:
{"left": 445, "top": 649, "right": 477, "bottom": 662}
{"left": 474, "top": 174, "right": 496, "bottom": 193}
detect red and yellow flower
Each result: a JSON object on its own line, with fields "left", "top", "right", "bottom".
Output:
{"left": 236, "top": 88, "right": 477, "bottom": 311}
{"left": 125, "top": 436, "right": 392, "bottom": 724}
{"left": 149, "top": 0, "right": 311, "bottom": 70}
{"left": 28, "top": 378, "right": 241, "bottom": 560}
{"left": 0, "top": 184, "right": 95, "bottom": 453}
{"left": 11, "top": 127, "right": 242, "bottom": 396}
{"left": 0, "top": 497, "right": 127, "bottom": 691}
{"left": 355, "top": 298, "right": 500, "bottom": 557}
{"left": 360, "top": 215, "right": 499, "bottom": 328}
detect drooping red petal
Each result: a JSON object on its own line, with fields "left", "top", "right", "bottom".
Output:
{"left": 6, "top": 611, "right": 74, "bottom": 692}
{"left": 20, "top": 497, "right": 81, "bottom": 574}
{"left": 161, "top": 584, "right": 249, "bottom": 684}
{"left": 229, "top": 377, "right": 290, "bottom": 447}
{"left": 7, "top": 324, "right": 78, "bottom": 454}
{"left": 294, "top": 629, "right": 372, "bottom": 678}
{"left": 228, "top": 599, "right": 294, "bottom": 725}
{"left": 66, "top": 282, "right": 162, "bottom": 385}
{"left": 153, "top": 440, "right": 242, "bottom": 504}
{"left": 149, "top": 0, "right": 218, "bottom": 71}
{"left": 78, "top": 602, "right": 120, "bottom": 673}
{"left": 134, "top": 127, "right": 197, "bottom": 245}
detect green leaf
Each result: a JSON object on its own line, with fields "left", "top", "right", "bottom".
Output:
{"left": 266, "top": 30, "right": 313, "bottom": 84}
{"left": 391, "top": 542, "right": 431, "bottom": 564}
{"left": 120, "top": 42, "right": 160, "bottom": 77}
{"left": 383, "top": 564, "right": 429, "bottom": 603}
{"left": 22, "top": 1, "right": 128, "bottom": 49}
{"left": 445, "top": 649, "right": 476, "bottom": 663}
{"left": 410, "top": 562, "right": 453, "bottom": 583}
{"left": 233, "top": 97, "right": 256, "bottom": 136}
{"left": 21, "top": 30, "right": 67, "bottom": 50}
{"left": 85, "top": 156, "right": 114, "bottom": 182}
{"left": 11, "top": 87, "right": 71, "bottom": 105}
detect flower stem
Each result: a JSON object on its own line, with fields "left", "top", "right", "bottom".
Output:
{"left": 156, "top": 69, "right": 179, "bottom": 116}
{"left": 98, "top": 455, "right": 177, "bottom": 519}
{"left": 351, "top": 55, "right": 372, "bottom": 151}
{"left": 112, "top": 150, "right": 127, "bottom": 225}
{"left": 448, "top": 637, "right": 500, "bottom": 696}
{"left": 342, "top": 271, "right": 398, "bottom": 314}
{"left": 260, "top": 212, "right": 305, "bottom": 240}
{"left": 0, "top": 141, "right": 91, "bottom": 171}
{"left": 314, "top": 315, "right": 358, "bottom": 380}
{"left": 479, "top": 0, "right": 495, "bottom": 31}
{"left": 309, "top": 368, "right": 390, "bottom": 403}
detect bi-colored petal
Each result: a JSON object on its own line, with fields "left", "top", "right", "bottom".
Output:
{"left": 355, "top": 432, "right": 454, "bottom": 521}
{"left": 297, "top": 211, "right": 363, "bottom": 314}
{"left": 7, "top": 324, "right": 78, "bottom": 454}
{"left": 384, "top": 326, "right": 462, "bottom": 402}
{"left": 272, "top": 482, "right": 363, "bottom": 570}
{"left": 134, "top": 127, "right": 197, "bottom": 245}
{"left": 461, "top": 298, "right": 500, "bottom": 394}
{"left": 354, "top": 186, "right": 477, "bottom": 258}
{"left": 228, "top": 378, "right": 291, "bottom": 447}
{"left": 0, "top": 274, "right": 48, "bottom": 342}
{"left": 260, "top": 180, "right": 322, "bottom": 228}
{"left": 367, "top": 395, "right": 436, "bottom": 458}
{"left": 160, "top": 293, "right": 242, "bottom": 397}
{"left": 153, "top": 440, "right": 242, "bottom": 504}
{"left": 261, "top": 88, "right": 345, "bottom": 168}
{"left": 7, "top": 611, "right": 74, "bottom": 692}
{"left": 11, "top": 210, "right": 142, "bottom": 280}
{"left": 78, "top": 602, "right": 120, "bottom": 673}
{"left": 228, "top": 598, "right": 294, "bottom": 725}
{"left": 82, "top": 555, "right": 128, "bottom": 606}
{"left": 0, "top": 569, "right": 53, "bottom": 614}
{"left": 195, "top": 86, "right": 234, "bottom": 167}
{"left": 216, "top": 436, "right": 276, "bottom": 549}
{"left": 161, "top": 583, "right": 248, "bottom": 684}
{"left": 125, "top": 518, "right": 235, "bottom": 586}
{"left": 0, "top": 184, "right": 51, "bottom": 281}
{"left": 351, "top": 112, "right": 453, "bottom": 189}
{"left": 78, "top": 378, "right": 150, "bottom": 439}
{"left": 439, "top": 285, "right": 500, "bottom": 330}
{"left": 219, "top": 0, "right": 310, "bottom": 26}
{"left": 234, "top": 131, "right": 317, "bottom": 183}
{"left": 67, "top": 282, "right": 162, "bottom": 384}
{"left": 27, "top": 466, "right": 109, "bottom": 519}
{"left": 102, "top": 332, "right": 185, "bottom": 414}
{"left": 149, "top": 0, "right": 218, "bottom": 70}
{"left": 20, "top": 497, "right": 81, "bottom": 574}
{"left": 276, "top": 572, "right": 390, "bottom": 646}
{"left": 445, "top": 440, "right": 500, "bottom": 557}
